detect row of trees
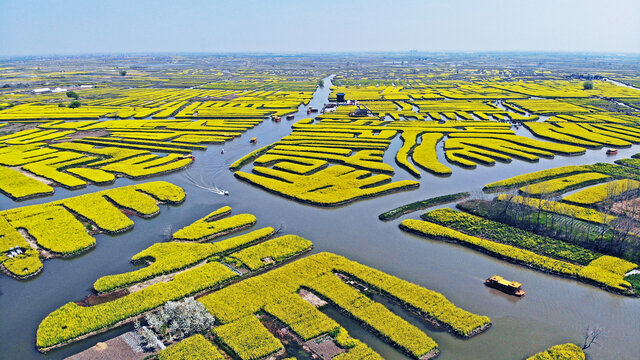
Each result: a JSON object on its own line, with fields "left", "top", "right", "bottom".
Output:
{"left": 474, "top": 183, "right": 640, "bottom": 261}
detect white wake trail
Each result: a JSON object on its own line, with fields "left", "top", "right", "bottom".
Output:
{"left": 183, "top": 168, "right": 228, "bottom": 195}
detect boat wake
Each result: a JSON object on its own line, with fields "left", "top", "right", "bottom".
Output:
{"left": 163, "top": 224, "right": 175, "bottom": 240}
{"left": 183, "top": 168, "right": 229, "bottom": 196}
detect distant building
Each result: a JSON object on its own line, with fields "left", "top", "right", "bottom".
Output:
{"left": 51, "top": 87, "right": 67, "bottom": 93}
{"left": 32, "top": 87, "right": 51, "bottom": 94}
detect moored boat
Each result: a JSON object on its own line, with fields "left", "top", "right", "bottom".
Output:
{"left": 606, "top": 149, "right": 618, "bottom": 155}
{"left": 485, "top": 275, "right": 525, "bottom": 296}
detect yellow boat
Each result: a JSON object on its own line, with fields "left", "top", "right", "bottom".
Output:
{"left": 485, "top": 275, "right": 525, "bottom": 296}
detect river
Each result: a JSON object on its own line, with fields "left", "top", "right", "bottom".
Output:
{"left": 0, "top": 76, "right": 639, "bottom": 360}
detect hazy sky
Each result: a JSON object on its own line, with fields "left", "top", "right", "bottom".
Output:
{"left": 1, "top": 0, "right": 639, "bottom": 56}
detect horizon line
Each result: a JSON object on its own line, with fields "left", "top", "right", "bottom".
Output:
{"left": 3, "top": 50, "right": 640, "bottom": 61}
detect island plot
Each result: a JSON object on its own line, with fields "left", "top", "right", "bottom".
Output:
{"left": 0, "top": 75, "right": 318, "bottom": 202}
{"left": 399, "top": 160, "right": 640, "bottom": 296}
{"left": 2, "top": 58, "right": 640, "bottom": 360}
{"left": 232, "top": 116, "right": 586, "bottom": 206}
{"left": 37, "top": 205, "right": 491, "bottom": 360}
{"left": 231, "top": 74, "right": 640, "bottom": 207}
{"left": 0, "top": 181, "right": 184, "bottom": 279}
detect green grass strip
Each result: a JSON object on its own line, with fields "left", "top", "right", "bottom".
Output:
{"left": 378, "top": 192, "right": 470, "bottom": 221}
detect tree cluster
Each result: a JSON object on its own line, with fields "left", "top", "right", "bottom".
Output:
{"left": 144, "top": 297, "right": 216, "bottom": 342}
{"left": 472, "top": 183, "right": 640, "bottom": 261}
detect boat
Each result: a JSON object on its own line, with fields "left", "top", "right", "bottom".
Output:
{"left": 250, "top": 137, "right": 257, "bottom": 144}
{"left": 485, "top": 275, "right": 525, "bottom": 296}
{"left": 271, "top": 115, "right": 281, "bottom": 122}
{"left": 323, "top": 103, "right": 337, "bottom": 110}
{"left": 349, "top": 104, "right": 375, "bottom": 117}
{"left": 606, "top": 149, "right": 618, "bottom": 155}
{"left": 286, "top": 115, "right": 295, "bottom": 120}
{"left": 307, "top": 106, "right": 318, "bottom": 114}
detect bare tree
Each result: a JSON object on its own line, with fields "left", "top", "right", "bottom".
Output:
{"left": 471, "top": 189, "right": 487, "bottom": 202}
{"left": 606, "top": 182, "right": 640, "bottom": 257}
{"left": 547, "top": 197, "right": 561, "bottom": 237}
{"left": 490, "top": 192, "right": 514, "bottom": 221}
{"left": 582, "top": 325, "right": 603, "bottom": 350}
{"left": 589, "top": 183, "right": 620, "bottom": 252}
{"left": 521, "top": 183, "right": 550, "bottom": 230}
{"left": 511, "top": 192, "right": 530, "bottom": 226}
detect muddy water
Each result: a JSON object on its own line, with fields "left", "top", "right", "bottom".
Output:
{"left": 1, "top": 77, "right": 639, "bottom": 359}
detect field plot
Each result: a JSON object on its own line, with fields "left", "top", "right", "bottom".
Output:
{"left": 399, "top": 160, "right": 640, "bottom": 296}
{"left": 36, "top": 205, "right": 490, "bottom": 360}
{"left": 405, "top": 208, "right": 636, "bottom": 294}
{"left": 0, "top": 73, "right": 319, "bottom": 202}
{"left": 3, "top": 59, "right": 640, "bottom": 211}
{"left": 232, "top": 116, "right": 591, "bottom": 205}
{"left": 3, "top": 54, "right": 640, "bottom": 360}
{"left": 489, "top": 80, "right": 640, "bottom": 99}
{"left": 523, "top": 122, "right": 640, "bottom": 148}
{"left": 0, "top": 75, "right": 316, "bottom": 121}
{"left": 524, "top": 343, "right": 585, "bottom": 360}
{"left": 0, "top": 181, "right": 184, "bottom": 279}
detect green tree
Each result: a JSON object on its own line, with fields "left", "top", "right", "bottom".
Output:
{"left": 68, "top": 100, "right": 81, "bottom": 108}
{"left": 583, "top": 81, "right": 594, "bottom": 90}
{"left": 66, "top": 91, "right": 79, "bottom": 99}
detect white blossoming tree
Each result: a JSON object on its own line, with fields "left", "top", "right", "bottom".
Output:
{"left": 145, "top": 297, "right": 216, "bottom": 341}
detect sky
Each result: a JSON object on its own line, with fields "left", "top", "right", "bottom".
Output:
{"left": 1, "top": 0, "right": 639, "bottom": 56}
